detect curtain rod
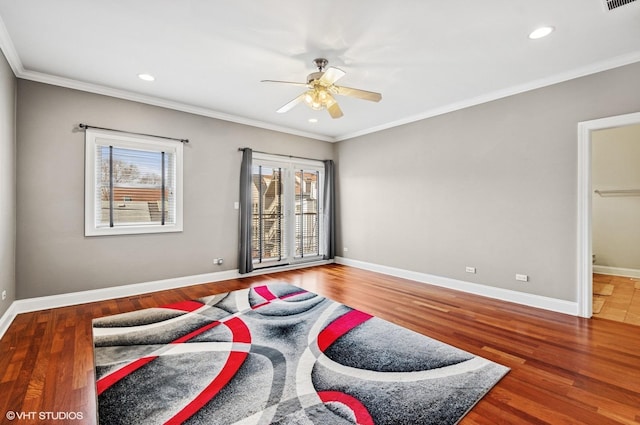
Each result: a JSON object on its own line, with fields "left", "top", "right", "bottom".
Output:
{"left": 238, "top": 147, "right": 326, "bottom": 163}
{"left": 78, "top": 123, "right": 189, "bottom": 143}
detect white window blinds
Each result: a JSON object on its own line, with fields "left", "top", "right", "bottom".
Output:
{"left": 85, "top": 129, "right": 183, "bottom": 236}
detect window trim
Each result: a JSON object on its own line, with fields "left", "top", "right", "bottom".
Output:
{"left": 84, "top": 128, "right": 183, "bottom": 236}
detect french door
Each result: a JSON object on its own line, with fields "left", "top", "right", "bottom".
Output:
{"left": 251, "top": 154, "right": 324, "bottom": 267}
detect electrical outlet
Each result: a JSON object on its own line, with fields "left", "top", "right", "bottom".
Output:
{"left": 213, "top": 258, "right": 223, "bottom": 265}
{"left": 343, "top": 247, "right": 349, "bottom": 252}
{"left": 1, "top": 290, "right": 6, "bottom": 301}
{"left": 465, "top": 266, "right": 476, "bottom": 274}
{"left": 516, "top": 274, "right": 529, "bottom": 282}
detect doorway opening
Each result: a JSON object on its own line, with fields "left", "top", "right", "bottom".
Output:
{"left": 577, "top": 111, "right": 640, "bottom": 319}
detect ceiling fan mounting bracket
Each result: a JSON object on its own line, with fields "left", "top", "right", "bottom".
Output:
{"left": 313, "top": 58, "right": 329, "bottom": 71}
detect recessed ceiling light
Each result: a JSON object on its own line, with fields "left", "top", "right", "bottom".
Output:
{"left": 137, "top": 73, "right": 155, "bottom": 81}
{"left": 529, "top": 26, "right": 554, "bottom": 40}
{"left": 308, "top": 118, "right": 318, "bottom": 123}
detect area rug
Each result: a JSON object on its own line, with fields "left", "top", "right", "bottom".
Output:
{"left": 93, "top": 283, "right": 509, "bottom": 424}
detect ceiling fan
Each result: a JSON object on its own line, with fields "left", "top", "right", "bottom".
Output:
{"left": 262, "top": 58, "right": 382, "bottom": 119}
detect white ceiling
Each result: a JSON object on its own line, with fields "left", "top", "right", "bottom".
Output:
{"left": 0, "top": 0, "right": 639, "bottom": 142}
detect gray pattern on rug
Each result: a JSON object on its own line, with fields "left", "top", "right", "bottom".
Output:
{"left": 93, "top": 283, "right": 508, "bottom": 424}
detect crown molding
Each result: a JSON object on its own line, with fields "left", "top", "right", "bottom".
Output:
{"left": 0, "top": 17, "right": 334, "bottom": 143}
{"left": 0, "top": 14, "right": 23, "bottom": 74}
{"left": 2, "top": 13, "right": 638, "bottom": 144}
{"left": 334, "top": 51, "right": 640, "bottom": 142}
{"left": 18, "top": 69, "right": 335, "bottom": 142}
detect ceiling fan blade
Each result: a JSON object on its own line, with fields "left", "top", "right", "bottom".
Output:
{"left": 276, "top": 93, "right": 306, "bottom": 113}
{"left": 319, "top": 67, "right": 346, "bottom": 85}
{"left": 327, "top": 100, "right": 344, "bottom": 119}
{"left": 335, "top": 86, "right": 382, "bottom": 102}
{"left": 261, "top": 80, "right": 309, "bottom": 87}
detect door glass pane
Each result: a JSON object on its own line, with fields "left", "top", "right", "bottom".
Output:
{"left": 295, "top": 170, "right": 319, "bottom": 258}
{"left": 251, "top": 166, "right": 284, "bottom": 262}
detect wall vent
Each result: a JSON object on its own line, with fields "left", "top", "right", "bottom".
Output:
{"left": 604, "top": 0, "right": 636, "bottom": 10}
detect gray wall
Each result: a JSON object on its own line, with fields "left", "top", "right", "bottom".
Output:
{"left": 16, "top": 80, "right": 334, "bottom": 299}
{"left": 0, "top": 49, "right": 16, "bottom": 317}
{"left": 336, "top": 62, "right": 640, "bottom": 302}
{"left": 12, "top": 62, "right": 640, "bottom": 303}
{"left": 592, "top": 124, "right": 640, "bottom": 270}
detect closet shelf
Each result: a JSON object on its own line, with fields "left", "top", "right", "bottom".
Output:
{"left": 594, "top": 189, "right": 640, "bottom": 197}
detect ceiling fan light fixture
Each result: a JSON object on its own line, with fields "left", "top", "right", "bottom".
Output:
{"left": 304, "top": 91, "right": 314, "bottom": 104}
{"left": 305, "top": 92, "right": 322, "bottom": 110}
{"left": 304, "top": 87, "right": 332, "bottom": 110}
{"left": 263, "top": 58, "right": 381, "bottom": 119}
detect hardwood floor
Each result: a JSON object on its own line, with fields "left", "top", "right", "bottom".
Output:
{"left": 593, "top": 273, "right": 640, "bottom": 325}
{"left": 1, "top": 264, "right": 639, "bottom": 424}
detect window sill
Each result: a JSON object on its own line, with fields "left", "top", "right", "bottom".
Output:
{"left": 85, "top": 224, "right": 183, "bottom": 237}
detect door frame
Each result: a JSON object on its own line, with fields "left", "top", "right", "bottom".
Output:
{"left": 577, "top": 111, "right": 640, "bottom": 318}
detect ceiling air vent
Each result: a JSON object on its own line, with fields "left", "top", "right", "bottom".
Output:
{"left": 604, "top": 0, "right": 636, "bottom": 10}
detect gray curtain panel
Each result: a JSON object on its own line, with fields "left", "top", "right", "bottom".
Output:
{"left": 238, "top": 148, "right": 253, "bottom": 274}
{"left": 323, "top": 159, "right": 335, "bottom": 260}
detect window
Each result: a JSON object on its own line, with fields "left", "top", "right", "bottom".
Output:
{"left": 251, "top": 153, "right": 324, "bottom": 267}
{"left": 84, "top": 128, "right": 183, "bottom": 236}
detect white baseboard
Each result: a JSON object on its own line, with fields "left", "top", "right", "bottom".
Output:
{"left": 0, "top": 302, "right": 18, "bottom": 342}
{"left": 335, "top": 256, "right": 579, "bottom": 316}
{"left": 0, "top": 269, "right": 239, "bottom": 340}
{"left": 593, "top": 265, "right": 640, "bottom": 279}
{"left": 1, "top": 257, "right": 578, "bottom": 338}
{"left": 15, "top": 270, "right": 242, "bottom": 315}
{"left": 0, "top": 260, "right": 332, "bottom": 340}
